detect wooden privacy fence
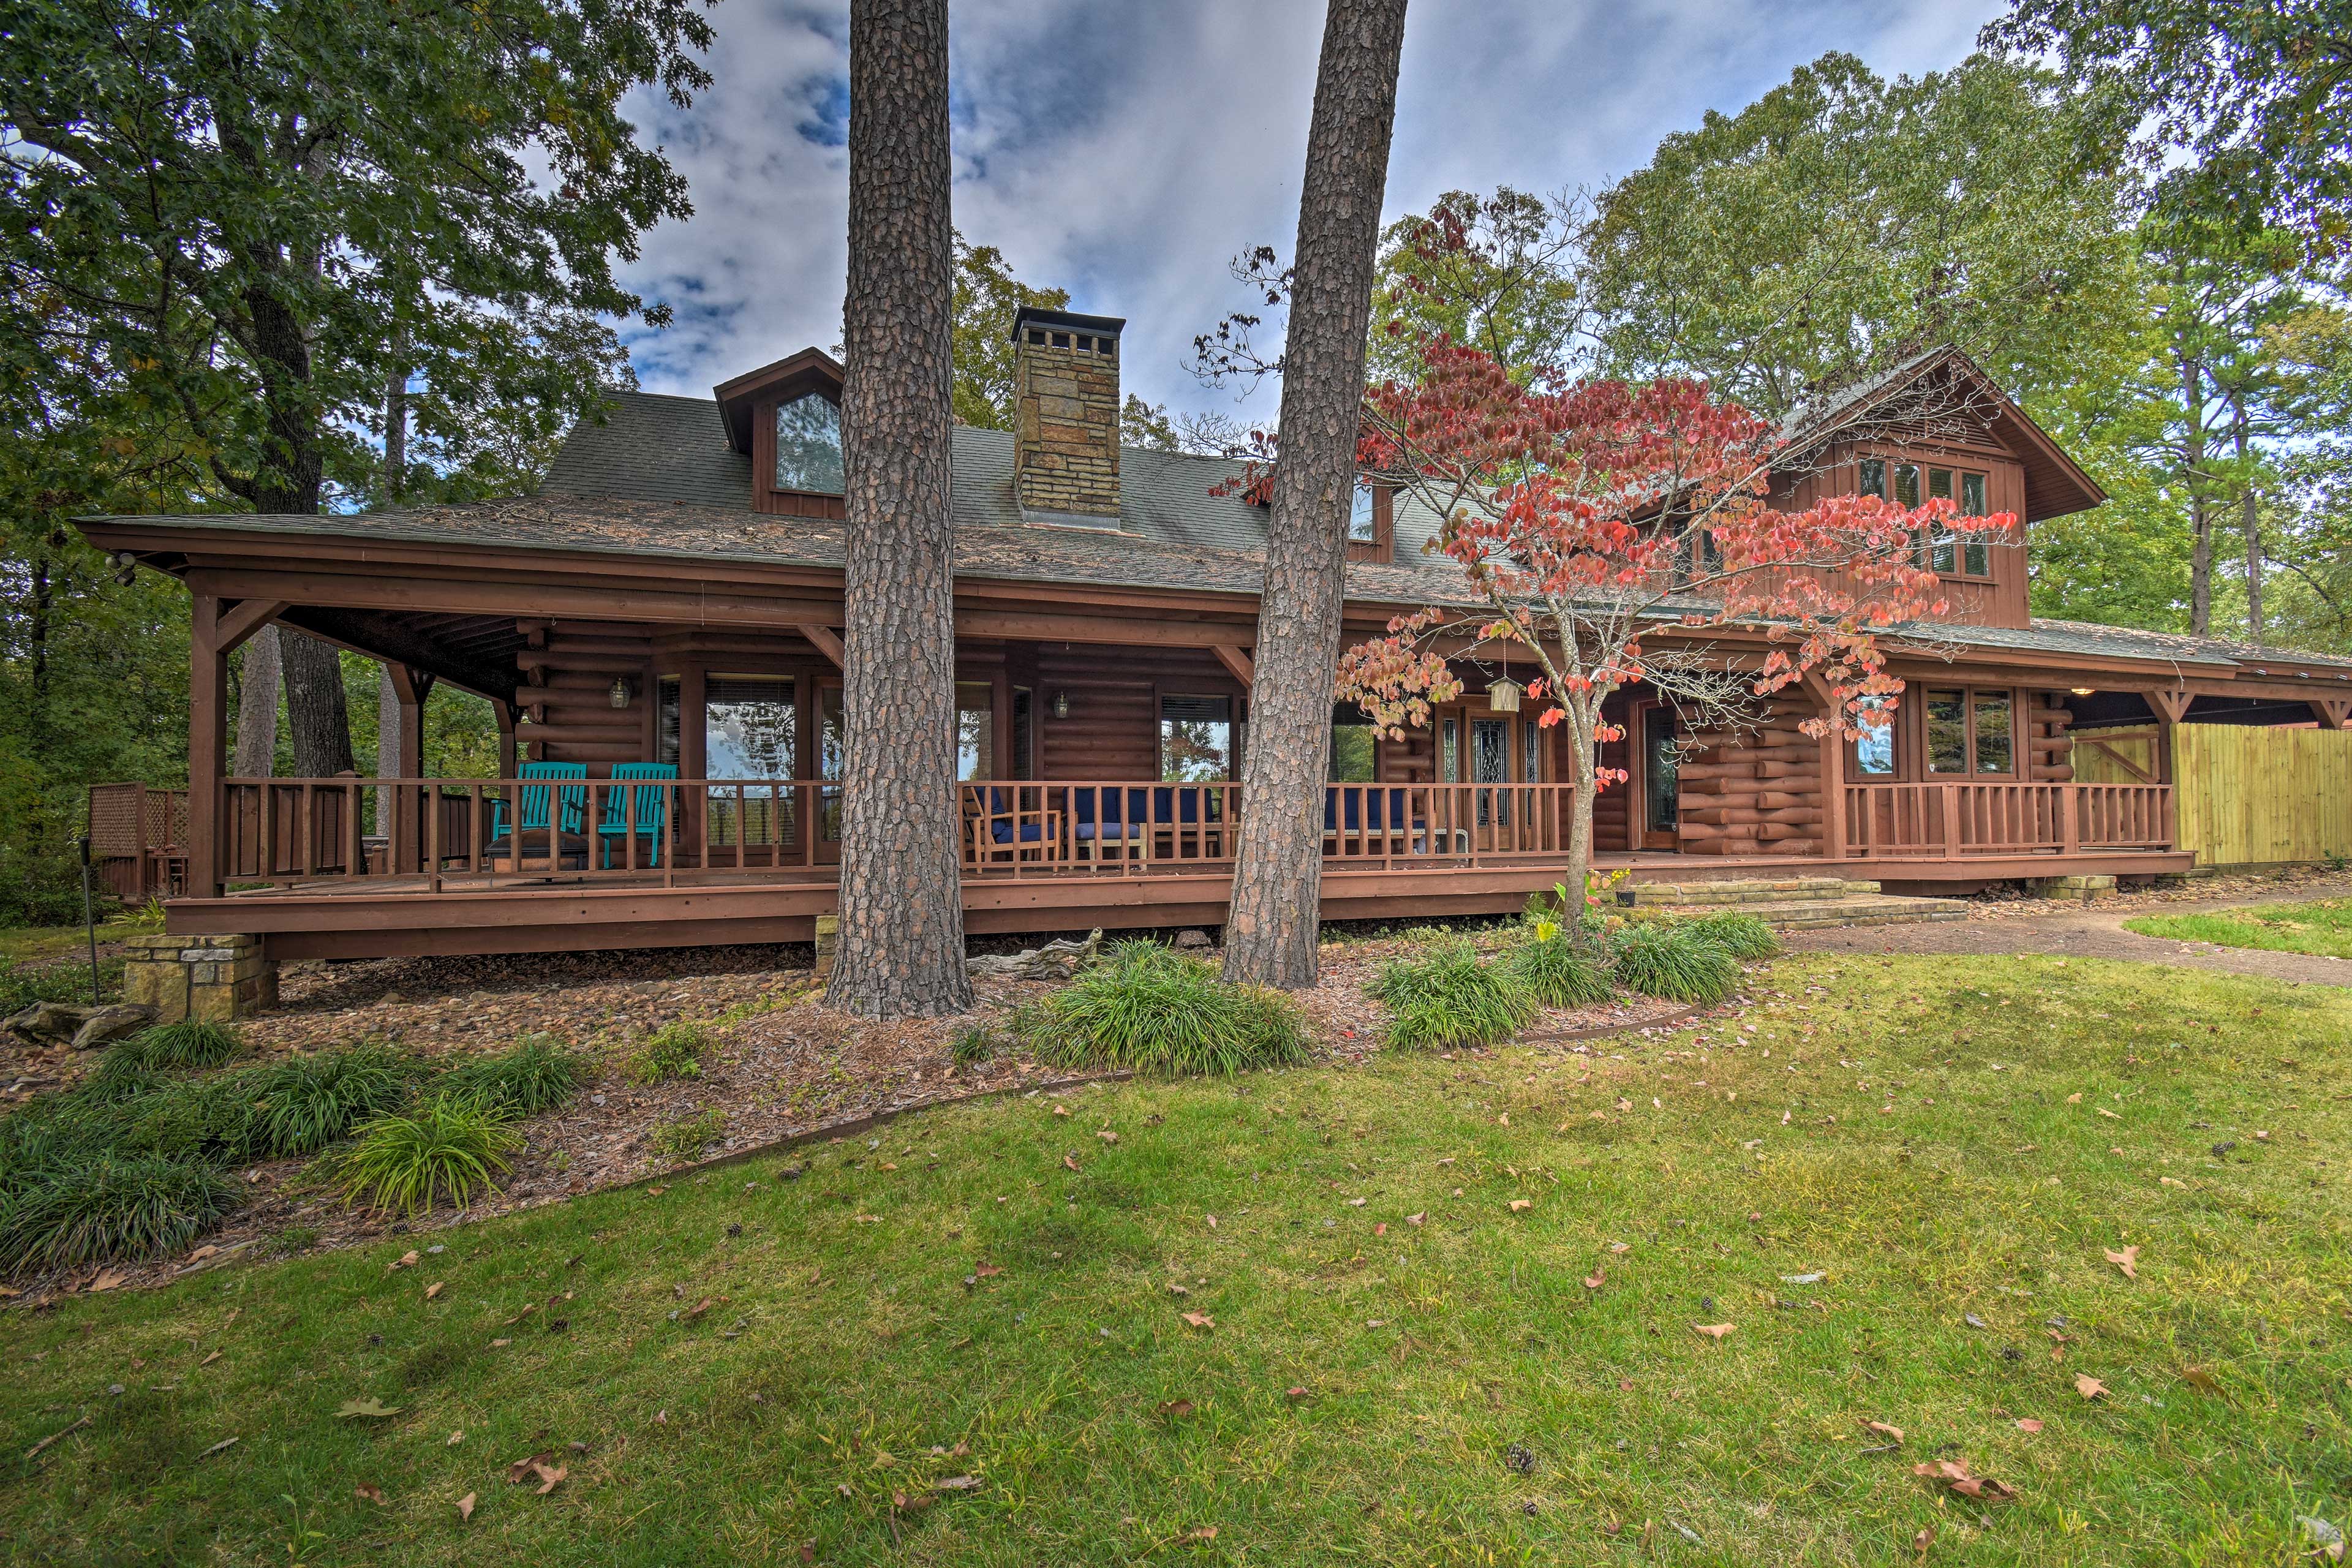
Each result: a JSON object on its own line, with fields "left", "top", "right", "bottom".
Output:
{"left": 87, "top": 782, "right": 190, "bottom": 902}
{"left": 2073, "top": 723, "right": 2352, "bottom": 867}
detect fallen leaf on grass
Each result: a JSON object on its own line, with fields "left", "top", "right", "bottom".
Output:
{"left": 1610, "top": 1241, "right": 1630, "bottom": 1254}
{"left": 1204, "top": 1215, "right": 1217, "bottom": 1230}
{"left": 1913, "top": 1526, "right": 1934, "bottom": 1555}
{"left": 199, "top": 1436, "right": 239, "bottom": 1458}
{"left": 1157, "top": 1398, "right": 1195, "bottom": 1419}
{"left": 2096, "top": 1107, "right": 2120, "bottom": 1120}
{"left": 447, "top": 1430, "right": 464, "bottom": 1446}
{"left": 354, "top": 1485, "right": 386, "bottom": 1506}
{"left": 1180, "top": 1312, "right": 1215, "bottom": 1331}
{"left": 424, "top": 1282, "right": 443, "bottom": 1300}
{"left": 937, "top": 1475, "right": 982, "bottom": 1491}
{"left": 530, "top": 1463, "right": 566, "bottom": 1495}
{"left": 2104, "top": 1245, "right": 2139, "bottom": 1280}
{"left": 1508, "top": 1198, "right": 1532, "bottom": 1213}
{"left": 1285, "top": 1387, "right": 1308, "bottom": 1401}
{"left": 2180, "top": 1365, "right": 2222, "bottom": 1394}
{"left": 198, "top": 1351, "right": 222, "bottom": 1366}
{"left": 1862, "top": 1420, "right": 1904, "bottom": 1445}
{"left": 1406, "top": 1212, "right": 1425, "bottom": 1227}
{"left": 974, "top": 1264, "right": 1003, "bottom": 1278}
{"left": 1913, "top": 1458, "right": 2016, "bottom": 1502}
{"left": 390, "top": 1250, "right": 419, "bottom": 1270}
{"left": 456, "top": 1492, "right": 476, "bottom": 1521}
{"left": 88, "top": 1268, "right": 127, "bottom": 1293}
{"left": 1583, "top": 1267, "right": 1605, "bottom": 1291}
{"left": 2066, "top": 1093, "right": 2081, "bottom": 1104}
{"left": 505, "top": 1451, "right": 554, "bottom": 1485}
{"left": 335, "top": 1397, "right": 401, "bottom": 1420}
{"left": 1052, "top": 1104, "right": 1070, "bottom": 1117}
{"left": 1183, "top": 1526, "right": 1219, "bottom": 1543}
{"left": 2015, "top": 1418, "right": 2043, "bottom": 1433}
{"left": 1693, "top": 1323, "right": 1735, "bottom": 1340}
{"left": 1062, "top": 1154, "right": 1082, "bottom": 1172}
{"left": 2075, "top": 1374, "right": 2108, "bottom": 1400}
{"left": 1097, "top": 1130, "right": 1118, "bottom": 1144}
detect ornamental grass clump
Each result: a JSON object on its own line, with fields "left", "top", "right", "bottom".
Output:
{"left": 330, "top": 1095, "right": 521, "bottom": 1217}
{"left": 1368, "top": 940, "right": 1538, "bottom": 1051}
{"left": 439, "top": 1036, "right": 586, "bottom": 1115}
{"left": 1502, "top": 925, "right": 1613, "bottom": 1009}
{"left": 1018, "top": 941, "right": 1307, "bottom": 1077}
{"left": 243, "top": 1046, "right": 418, "bottom": 1158}
{"left": 1686, "top": 911, "right": 1780, "bottom": 960}
{"left": 1609, "top": 919, "right": 1743, "bottom": 1006}
{"left": 624, "top": 1022, "right": 710, "bottom": 1085}
{"left": 0, "top": 1154, "right": 241, "bottom": 1272}
{"left": 109, "top": 1020, "right": 246, "bottom": 1072}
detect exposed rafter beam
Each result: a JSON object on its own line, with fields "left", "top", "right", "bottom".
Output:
{"left": 276, "top": 606, "right": 519, "bottom": 704}
{"left": 797, "top": 625, "right": 846, "bottom": 668}
{"left": 1212, "top": 644, "right": 1254, "bottom": 687}
{"left": 2147, "top": 688, "right": 2193, "bottom": 725}
{"left": 216, "top": 597, "right": 290, "bottom": 654}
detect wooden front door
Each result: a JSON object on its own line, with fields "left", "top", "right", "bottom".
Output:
{"left": 1440, "top": 700, "right": 1545, "bottom": 848}
{"left": 1636, "top": 703, "right": 1681, "bottom": 851}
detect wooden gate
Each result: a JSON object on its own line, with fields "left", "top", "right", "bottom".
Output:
{"left": 2073, "top": 723, "right": 2352, "bottom": 867}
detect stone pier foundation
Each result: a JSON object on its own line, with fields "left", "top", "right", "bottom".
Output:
{"left": 121, "top": 933, "right": 277, "bottom": 1023}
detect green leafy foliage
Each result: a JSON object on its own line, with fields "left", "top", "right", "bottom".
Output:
{"left": 949, "top": 1023, "right": 1000, "bottom": 1067}
{"left": 243, "top": 1047, "right": 418, "bottom": 1158}
{"left": 1686, "top": 911, "right": 1781, "bottom": 960}
{"left": 330, "top": 1096, "right": 521, "bottom": 1217}
{"left": 1368, "top": 940, "right": 1539, "bottom": 1050}
{"left": 623, "top": 1023, "right": 710, "bottom": 1086}
{"left": 0, "top": 1154, "right": 239, "bottom": 1273}
{"left": 1017, "top": 941, "right": 1308, "bottom": 1077}
{"left": 1610, "top": 921, "right": 1744, "bottom": 1006}
{"left": 647, "top": 1108, "right": 728, "bottom": 1165}
{"left": 1500, "top": 931, "right": 1613, "bottom": 1008}
{"left": 438, "top": 1036, "right": 586, "bottom": 1115}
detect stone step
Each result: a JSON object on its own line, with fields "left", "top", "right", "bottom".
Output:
{"left": 1623, "top": 877, "right": 1880, "bottom": 907}
{"left": 1635, "top": 892, "right": 1966, "bottom": 931}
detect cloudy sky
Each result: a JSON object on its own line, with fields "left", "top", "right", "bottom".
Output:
{"left": 619, "top": 0, "right": 2007, "bottom": 423}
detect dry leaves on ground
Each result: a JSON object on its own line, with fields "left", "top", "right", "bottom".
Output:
{"left": 1693, "top": 1323, "right": 1735, "bottom": 1340}
{"left": 2075, "top": 1374, "right": 2109, "bottom": 1400}
{"left": 2105, "top": 1245, "right": 2140, "bottom": 1279}
{"left": 1913, "top": 1458, "right": 2017, "bottom": 1501}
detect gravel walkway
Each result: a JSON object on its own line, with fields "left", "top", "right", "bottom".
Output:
{"left": 1782, "top": 872, "right": 2352, "bottom": 986}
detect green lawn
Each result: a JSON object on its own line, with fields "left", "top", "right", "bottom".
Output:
{"left": 0, "top": 915, "right": 149, "bottom": 968}
{"left": 3, "top": 954, "right": 2347, "bottom": 1566}
{"left": 2124, "top": 897, "right": 2352, "bottom": 960}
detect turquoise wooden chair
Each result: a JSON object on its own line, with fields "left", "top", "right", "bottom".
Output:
{"left": 597, "top": 762, "right": 676, "bottom": 868}
{"left": 488, "top": 761, "right": 587, "bottom": 862}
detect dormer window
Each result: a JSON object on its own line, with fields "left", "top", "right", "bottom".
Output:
{"left": 775, "top": 394, "right": 845, "bottom": 496}
{"left": 1859, "top": 456, "right": 1992, "bottom": 579}
{"left": 1346, "top": 478, "right": 1394, "bottom": 562}
{"left": 1349, "top": 480, "right": 1377, "bottom": 544}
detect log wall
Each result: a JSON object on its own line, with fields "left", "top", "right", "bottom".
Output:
{"left": 1674, "top": 697, "right": 1825, "bottom": 858}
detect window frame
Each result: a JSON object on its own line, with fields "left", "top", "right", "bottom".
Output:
{"left": 1856, "top": 450, "right": 1997, "bottom": 582}
{"left": 1158, "top": 692, "right": 1238, "bottom": 783}
{"left": 1344, "top": 481, "right": 1395, "bottom": 564}
{"left": 1850, "top": 683, "right": 2022, "bottom": 781}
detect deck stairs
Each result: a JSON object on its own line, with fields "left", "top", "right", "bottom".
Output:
{"left": 1619, "top": 876, "right": 1965, "bottom": 931}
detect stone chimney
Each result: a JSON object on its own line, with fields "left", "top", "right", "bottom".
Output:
{"left": 1011, "top": 306, "right": 1124, "bottom": 522}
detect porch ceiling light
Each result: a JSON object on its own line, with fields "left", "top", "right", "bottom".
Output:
{"left": 1487, "top": 676, "right": 1525, "bottom": 713}
{"left": 609, "top": 675, "right": 634, "bottom": 709}
{"left": 2070, "top": 687, "right": 2095, "bottom": 696}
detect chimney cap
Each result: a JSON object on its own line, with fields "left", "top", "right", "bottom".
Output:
{"left": 1011, "top": 305, "right": 1126, "bottom": 343}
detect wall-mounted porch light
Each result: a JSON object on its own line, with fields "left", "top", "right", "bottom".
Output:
{"left": 1052, "top": 691, "right": 1069, "bottom": 719}
{"left": 609, "top": 674, "right": 635, "bottom": 709}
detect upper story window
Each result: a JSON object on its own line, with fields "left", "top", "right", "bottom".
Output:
{"left": 1858, "top": 457, "right": 1992, "bottom": 579}
{"left": 775, "top": 394, "right": 844, "bottom": 495}
{"left": 1349, "top": 480, "right": 1377, "bottom": 544}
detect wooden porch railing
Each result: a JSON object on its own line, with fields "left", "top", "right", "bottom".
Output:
{"left": 1842, "top": 782, "right": 2174, "bottom": 858}
{"left": 209, "top": 777, "right": 1586, "bottom": 891}
{"left": 203, "top": 775, "right": 2177, "bottom": 894}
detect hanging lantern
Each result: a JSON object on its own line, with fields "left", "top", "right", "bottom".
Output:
{"left": 1053, "top": 691, "right": 1070, "bottom": 719}
{"left": 1486, "top": 676, "right": 1524, "bottom": 714}
{"left": 609, "top": 674, "right": 634, "bottom": 709}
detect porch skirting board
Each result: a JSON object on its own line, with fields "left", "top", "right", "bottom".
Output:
{"left": 163, "top": 850, "right": 2193, "bottom": 963}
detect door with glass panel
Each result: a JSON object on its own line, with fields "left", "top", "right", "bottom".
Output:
{"left": 1638, "top": 704, "right": 1680, "bottom": 850}
{"left": 703, "top": 676, "right": 798, "bottom": 867}
{"left": 1439, "top": 702, "right": 1543, "bottom": 849}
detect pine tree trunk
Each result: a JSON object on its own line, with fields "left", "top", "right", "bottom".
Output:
{"left": 828, "top": 0, "right": 971, "bottom": 1019}
{"left": 1221, "top": 0, "right": 1409, "bottom": 990}
{"left": 2182, "top": 351, "right": 2213, "bottom": 637}
{"left": 233, "top": 625, "right": 281, "bottom": 778}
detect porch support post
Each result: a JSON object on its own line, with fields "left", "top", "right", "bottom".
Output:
{"left": 1800, "top": 672, "right": 1845, "bottom": 864}
{"left": 680, "top": 666, "right": 707, "bottom": 867}
{"left": 385, "top": 666, "right": 430, "bottom": 872}
{"left": 189, "top": 594, "right": 227, "bottom": 899}
{"left": 495, "top": 701, "right": 518, "bottom": 777}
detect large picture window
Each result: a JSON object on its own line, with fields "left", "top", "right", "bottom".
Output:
{"left": 1329, "top": 704, "right": 1376, "bottom": 782}
{"left": 1860, "top": 454, "right": 1992, "bottom": 578}
{"left": 1924, "top": 687, "right": 2015, "bottom": 775}
{"left": 705, "top": 675, "right": 798, "bottom": 848}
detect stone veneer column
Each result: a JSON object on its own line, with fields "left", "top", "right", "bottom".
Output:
{"left": 120, "top": 933, "right": 279, "bottom": 1023}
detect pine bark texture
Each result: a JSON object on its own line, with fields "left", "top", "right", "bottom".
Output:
{"left": 1221, "top": 0, "right": 1409, "bottom": 989}
{"left": 233, "top": 625, "right": 280, "bottom": 778}
{"left": 829, "top": 0, "right": 972, "bottom": 1018}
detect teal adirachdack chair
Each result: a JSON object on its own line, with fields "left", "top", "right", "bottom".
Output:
{"left": 597, "top": 763, "right": 676, "bottom": 868}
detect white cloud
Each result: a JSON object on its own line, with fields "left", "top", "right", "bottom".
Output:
{"left": 616, "top": 0, "right": 2007, "bottom": 418}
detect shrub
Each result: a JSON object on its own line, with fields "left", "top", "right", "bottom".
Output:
{"left": 331, "top": 1095, "right": 521, "bottom": 1216}
{"left": 108, "top": 1079, "right": 260, "bottom": 1166}
{"left": 1017, "top": 941, "right": 1308, "bottom": 1076}
{"left": 1609, "top": 920, "right": 1743, "bottom": 1006}
{"left": 244, "top": 1046, "right": 417, "bottom": 1158}
{"left": 647, "top": 1107, "right": 727, "bottom": 1164}
{"left": 1367, "top": 940, "right": 1537, "bottom": 1050}
{"left": 1502, "top": 930, "right": 1613, "bottom": 1008}
{"left": 0, "top": 1155, "right": 241, "bottom": 1272}
{"left": 1687, "top": 911, "right": 1779, "bottom": 960}
{"left": 949, "top": 1023, "right": 998, "bottom": 1066}
{"left": 111, "top": 1020, "right": 245, "bottom": 1072}
{"left": 439, "top": 1036, "right": 586, "bottom": 1115}
{"left": 623, "top": 1023, "right": 709, "bottom": 1085}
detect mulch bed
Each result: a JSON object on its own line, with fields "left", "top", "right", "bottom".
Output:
{"left": 1960, "top": 864, "right": 2349, "bottom": 919}
{"left": 2, "top": 934, "right": 1710, "bottom": 1305}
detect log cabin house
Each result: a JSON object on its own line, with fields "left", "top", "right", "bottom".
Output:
{"left": 77, "top": 311, "right": 2352, "bottom": 963}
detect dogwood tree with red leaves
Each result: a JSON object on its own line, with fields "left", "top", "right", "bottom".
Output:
{"left": 1335, "top": 337, "right": 2011, "bottom": 893}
